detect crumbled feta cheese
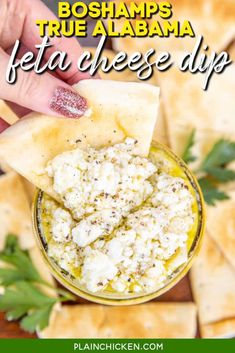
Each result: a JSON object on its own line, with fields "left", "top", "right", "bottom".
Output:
{"left": 48, "top": 241, "right": 79, "bottom": 272}
{"left": 43, "top": 140, "right": 196, "bottom": 295}
{"left": 51, "top": 207, "right": 74, "bottom": 242}
{"left": 46, "top": 139, "right": 156, "bottom": 223}
{"left": 72, "top": 209, "right": 122, "bottom": 247}
{"left": 81, "top": 250, "right": 118, "bottom": 292}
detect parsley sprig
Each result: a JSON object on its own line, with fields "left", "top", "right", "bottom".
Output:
{"left": 182, "top": 129, "right": 197, "bottom": 164}
{"left": 182, "top": 131, "right": 235, "bottom": 205}
{"left": 0, "top": 235, "right": 75, "bottom": 333}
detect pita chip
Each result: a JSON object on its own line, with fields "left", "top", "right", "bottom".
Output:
{"left": 0, "top": 172, "right": 35, "bottom": 251}
{"left": 0, "top": 100, "right": 18, "bottom": 125}
{"left": 158, "top": 61, "right": 235, "bottom": 156}
{"left": 84, "top": 49, "right": 165, "bottom": 144}
{"left": 21, "top": 178, "right": 36, "bottom": 204}
{"left": 29, "top": 246, "right": 54, "bottom": 286}
{"left": 0, "top": 101, "right": 18, "bottom": 172}
{"left": 228, "top": 40, "right": 235, "bottom": 61}
{"left": 201, "top": 318, "right": 235, "bottom": 339}
{"left": 0, "top": 172, "right": 55, "bottom": 295}
{"left": 152, "top": 99, "right": 169, "bottom": 146}
{"left": 0, "top": 160, "right": 12, "bottom": 173}
{"left": 84, "top": 48, "right": 166, "bottom": 145}
{"left": 206, "top": 191, "right": 235, "bottom": 270}
{"left": 29, "top": 246, "right": 56, "bottom": 299}
{"left": 190, "top": 232, "right": 235, "bottom": 338}
{"left": 40, "top": 302, "right": 197, "bottom": 338}
{"left": 112, "top": 0, "right": 235, "bottom": 53}
{"left": 0, "top": 80, "right": 159, "bottom": 199}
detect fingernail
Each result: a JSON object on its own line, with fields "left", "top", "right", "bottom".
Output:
{"left": 50, "top": 87, "right": 88, "bottom": 118}
{"left": 0, "top": 118, "right": 10, "bottom": 133}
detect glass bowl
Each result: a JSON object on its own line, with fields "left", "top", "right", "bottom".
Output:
{"left": 32, "top": 142, "right": 205, "bottom": 305}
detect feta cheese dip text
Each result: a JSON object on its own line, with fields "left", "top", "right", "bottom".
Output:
{"left": 40, "top": 139, "right": 197, "bottom": 295}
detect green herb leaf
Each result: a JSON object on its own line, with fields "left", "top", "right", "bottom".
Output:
{"left": 182, "top": 134, "right": 235, "bottom": 205}
{"left": 0, "top": 235, "right": 75, "bottom": 333}
{"left": 206, "top": 167, "right": 235, "bottom": 183}
{"left": 20, "top": 304, "right": 54, "bottom": 333}
{"left": 0, "top": 235, "right": 42, "bottom": 284}
{"left": 0, "top": 282, "right": 57, "bottom": 333}
{"left": 201, "top": 139, "right": 235, "bottom": 172}
{"left": 182, "top": 129, "right": 197, "bottom": 163}
{"left": 0, "top": 282, "right": 56, "bottom": 312}
{"left": 198, "top": 178, "right": 230, "bottom": 206}
{"left": 6, "top": 307, "right": 31, "bottom": 321}
{"left": 0, "top": 268, "right": 26, "bottom": 286}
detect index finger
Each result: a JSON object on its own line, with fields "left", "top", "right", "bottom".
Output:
{"left": 21, "top": 0, "right": 91, "bottom": 84}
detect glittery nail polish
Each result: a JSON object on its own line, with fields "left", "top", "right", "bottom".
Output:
{"left": 50, "top": 87, "right": 88, "bottom": 118}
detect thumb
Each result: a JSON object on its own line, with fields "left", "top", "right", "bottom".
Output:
{"left": 0, "top": 49, "right": 88, "bottom": 119}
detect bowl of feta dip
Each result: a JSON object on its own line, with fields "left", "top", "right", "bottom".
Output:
{"left": 33, "top": 138, "right": 204, "bottom": 305}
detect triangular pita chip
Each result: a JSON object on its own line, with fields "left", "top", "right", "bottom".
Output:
{"left": 158, "top": 62, "right": 235, "bottom": 150}
{"left": 152, "top": 99, "right": 169, "bottom": 146}
{"left": 206, "top": 192, "right": 235, "bottom": 270}
{"left": 29, "top": 247, "right": 54, "bottom": 286}
{"left": 84, "top": 49, "right": 167, "bottom": 144}
{"left": 0, "top": 80, "right": 159, "bottom": 199}
{"left": 0, "top": 172, "right": 55, "bottom": 295}
{"left": 112, "top": 0, "right": 235, "bottom": 53}
{"left": 40, "top": 302, "right": 196, "bottom": 338}
{"left": 190, "top": 231, "right": 235, "bottom": 338}
{"left": 0, "top": 160, "right": 12, "bottom": 173}
{"left": 83, "top": 49, "right": 166, "bottom": 145}
{"left": 21, "top": 178, "right": 36, "bottom": 204}
{"left": 228, "top": 40, "right": 235, "bottom": 61}
{"left": 0, "top": 100, "right": 18, "bottom": 125}
{"left": 0, "top": 100, "right": 15, "bottom": 172}
{"left": 202, "top": 318, "right": 235, "bottom": 339}
{"left": 0, "top": 172, "right": 35, "bottom": 250}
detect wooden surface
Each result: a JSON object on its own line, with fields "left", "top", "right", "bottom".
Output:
{"left": 0, "top": 275, "right": 194, "bottom": 338}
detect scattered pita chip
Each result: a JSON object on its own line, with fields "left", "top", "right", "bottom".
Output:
{"left": 0, "top": 172, "right": 55, "bottom": 296}
{"left": 0, "top": 101, "right": 17, "bottom": 172}
{"left": 0, "top": 80, "right": 159, "bottom": 199}
{"left": 158, "top": 62, "right": 235, "bottom": 154}
{"left": 228, "top": 40, "right": 235, "bottom": 61}
{"left": 201, "top": 319, "right": 235, "bottom": 339}
{"left": 40, "top": 302, "right": 197, "bottom": 338}
{"left": 152, "top": 99, "right": 169, "bottom": 146}
{"left": 0, "top": 100, "right": 18, "bottom": 125}
{"left": 0, "top": 160, "right": 12, "bottom": 173}
{"left": 29, "top": 246, "right": 56, "bottom": 298}
{"left": 21, "top": 178, "right": 36, "bottom": 204}
{"left": 112, "top": 0, "right": 235, "bottom": 53}
{"left": 29, "top": 246, "right": 54, "bottom": 286}
{"left": 191, "top": 276, "right": 235, "bottom": 338}
{"left": 206, "top": 191, "right": 235, "bottom": 270}
{"left": 190, "top": 232, "right": 235, "bottom": 338}
{"left": 0, "top": 172, "right": 35, "bottom": 250}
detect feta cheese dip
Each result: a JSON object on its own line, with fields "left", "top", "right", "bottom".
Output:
{"left": 38, "top": 139, "right": 199, "bottom": 296}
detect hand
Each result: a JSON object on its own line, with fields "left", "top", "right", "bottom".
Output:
{"left": 0, "top": 0, "right": 90, "bottom": 132}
